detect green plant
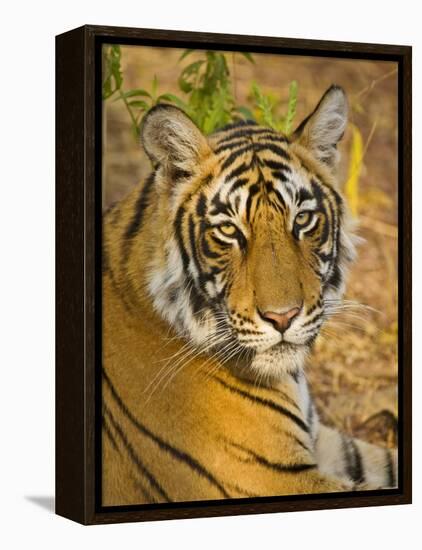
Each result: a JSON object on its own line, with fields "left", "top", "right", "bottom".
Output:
{"left": 251, "top": 80, "right": 298, "bottom": 135}
{"left": 102, "top": 45, "right": 184, "bottom": 138}
{"left": 102, "top": 46, "right": 298, "bottom": 138}
{"left": 102, "top": 45, "right": 123, "bottom": 100}
{"left": 173, "top": 50, "right": 255, "bottom": 134}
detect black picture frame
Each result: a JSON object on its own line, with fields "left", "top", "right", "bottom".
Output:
{"left": 56, "top": 24, "right": 412, "bottom": 525}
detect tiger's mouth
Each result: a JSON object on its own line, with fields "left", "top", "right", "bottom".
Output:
{"left": 275, "top": 341, "right": 301, "bottom": 351}
{"left": 229, "top": 340, "right": 310, "bottom": 380}
{"left": 213, "top": 332, "right": 309, "bottom": 364}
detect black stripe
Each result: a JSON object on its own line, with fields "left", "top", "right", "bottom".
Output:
{"left": 298, "top": 187, "right": 314, "bottom": 203}
{"left": 196, "top": 192, "right": 207, "bottom": 217}
{"left": 327, "top": 263, "right": 342, "bottom": 291}
{"left": 123, "top": 172, "right": 155, "bottom": 242}
{"left": 221, "top": 145, "right": 254, "bottom": 171}
{"left": 174, "top": 205, "right": 190, "bottom": 270}
{"left": 245, "top": 183, "right": 260, "bottom": 222}
{"left": 291, "top": 434, "right": 313, "bottom": 453}
{"left": 317, "top": 205, "right": 331, "bottom": 245}
{"left": 188, "top": 214, "right": 201, "bottom": 271}
{"left": 301, "top": 221, "right": 320, "bottom": 239}
{"left": 319, "top": 184, "right": 340, "bottom": 283}
{"left": 309, "top": 181, "right": 331, "bottom": 249}
{"left": 214, "top": 140, "right": 250, "bottom": 155}
{"left": 255, "top": 134, "right": 289, "bottom": 144}
{"left": 254, "top": 143, "right": 291, "bottom": 160}
{"left": 236, "top": 328, "right": 265, "bottom": 335}
{"left": 217, "top": 126, "right": 279, "bottom": 145}
{"left": 216, "top": 127, "right": 274, "bottom": 144}
{"left": 171, "top": 168, "right": 192, "bottom": 181}
{"left": 133, "top": 480, "right": 158, "bottom": 503}
{"left": 301, "top": 311, "right": 323, "bottom": 329}
{"left": 104, "top": 406, "right": 171, "bottom": 502}
{"left": 316, "top": 250, "right": 333, "bottom": 263}
{"left": 306, "top": 300, "right": 321, "bottom": 317}
{"left": 269, "top": 186, "right": 287, "bottom": 210}
{"left": 225, "top": 482, "right": 260, "bottom": 498}
{"left": 227, "top": 177, "right": 250, "bottom": 195}
{"left": 290, "top": 370, "right": 300, "bottom": 383}
{"left": 186, "top": 275, "right": 205, "bottom": 317}
{"left": 384, "top": 448, "right": 396, "bottom": 487}
{"left": 172, "top": 211, "right": 205, "bottom": 317}
{"left": 103, "top": 370, "right": 230, "bottom": 498}
{"left": 209, "top": 191, "right": 233, "bottom": 217}
{"left": 273, "top": 428, "right": 313, "bottom": 454}
{"left": 102, "top": 416, "right": 120, "bottom": 454}
{"left": 212, "top": 376, "right": 309, "bottom": 433}
{"left": 271, "top": 170, "right": 289, "bottom": 183}
{"left": 350, "top": 439, "right": 364, "bottom": 483}
{"left": 225, "top": 162, "right": 250, "bottom": 183}
{"left": 226, "top": 440, "right": 316, "bottom": 473}
{"left": 216, "top": 130, "right": 288, "bottom": 150}
{"left": 202, "top": 234, "right": 223, "bottom": 258}
{"left": 234, "top": 374, "right": 301, "bottom": 411}
{"left": 216, "top": 120, "right": 258, "bottom": 134}
{"left": 262, "top": 159, "right": 292, "bottom": 172}
{"left": 342, "top": 436, "right": 365, "bottom": 483}
{"left": 120, "top": 173, "right": 156, "bottom": 270}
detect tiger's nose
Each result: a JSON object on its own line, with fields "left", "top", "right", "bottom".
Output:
{"left": 261, "top": 307, "right": 301, "bottom": 334}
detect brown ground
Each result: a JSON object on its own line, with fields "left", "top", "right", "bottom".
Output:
{"left": 103, "top": 46, "right": 398, "bottom": 449}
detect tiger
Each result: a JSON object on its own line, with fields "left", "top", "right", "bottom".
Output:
{"left": 102, "top": 85, "right": 398, "bottom": 506}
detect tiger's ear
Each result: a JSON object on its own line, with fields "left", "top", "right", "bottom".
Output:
{"left": 141, "top": 104, "right": 211, "bottom": 176}
{"left": 291, "top": 85, "right": 348, "bottom": 168}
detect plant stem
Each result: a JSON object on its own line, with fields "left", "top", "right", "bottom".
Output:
{"left": 232, "top": 52, "right": 237, "bottom": 102}
{"left": 353, "top": 68, "right": 398, "bottom": 101}
{"left": 118, "top": 88, "right": 139, "bottom": 132}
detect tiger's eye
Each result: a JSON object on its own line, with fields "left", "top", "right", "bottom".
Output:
{"left": 295, "top": 211, "right": 313, "bottom": 226}
{"left": 218, "top": 223, "right": 237, "bottom": 236}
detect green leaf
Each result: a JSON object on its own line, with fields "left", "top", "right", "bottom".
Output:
{"left": 179, "top": 49, "right": 195, "bottom": 61}
{"left": 102, "top": 45, "right": 123, "bottom": 99}
{"left": 235, "top": 105, "right": 255, "bottom": 121}
{"left": 102, "top": 79, "right": 113, "bottom": 99}
{"left": 115, "top": 88, "right": 152, "bottom": 101}
{"left": 135, "top": 111, "right": 144, "bottom": 124}
{"left": 183, "top": 60, "right": 205, "bottom": 75}
{"left": 128, "top": 100, "right": 149, "bottom": 110}
{"left": 251, "top": 81, "right": 277, "bottom": 130}
{"left": 240, "top": 52, "right": 255, "bottom": 63}
{"left": 157, "top": 93, "right": 189, "bottom": 111}
{"left": 111, "top": 45, "right": 121, "bottom": 57}
{"left": 110, "top": 60, "right": 123, "bottom": 90}
{"left": 202, "top": 87, "right": 233, "bottom": 134}
{"left": 283, "top": 80, "right": 298, "bottom": 135}
{"left": 178, "top": 60, "right": 205, "bottom": 93}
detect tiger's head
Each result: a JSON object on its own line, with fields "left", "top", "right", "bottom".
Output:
{"left": 140, "top": 85, "right": 356, "bottom": 379}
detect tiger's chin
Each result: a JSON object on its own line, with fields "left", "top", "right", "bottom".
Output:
{"left": 231, "top": 343, "right": 310, "bottom": 385}
{"left": 227, "top": 342, "right": 310, "bottom": 386}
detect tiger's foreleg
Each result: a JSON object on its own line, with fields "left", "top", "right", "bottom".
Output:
{"left": 293, "top": 370, "right": 397, "bottom": 490}
{"left": 314, "top": 423, "right": 398, "bottom": 489}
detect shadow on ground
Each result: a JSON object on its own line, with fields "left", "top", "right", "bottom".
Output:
{"left": 25, "top": 496, "right": 55, "bottom": 513}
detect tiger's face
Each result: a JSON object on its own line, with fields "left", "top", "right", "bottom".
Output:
{"left": 142, "top": 86, "right": 355, "bottom": 378}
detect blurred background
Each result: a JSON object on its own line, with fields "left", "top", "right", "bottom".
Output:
{"left": 103, "top": 45, "right": 398, "bottom": 449}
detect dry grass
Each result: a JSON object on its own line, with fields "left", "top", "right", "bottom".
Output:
{"left": 103, "top": 46, "right": 398, "bottom": 449}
